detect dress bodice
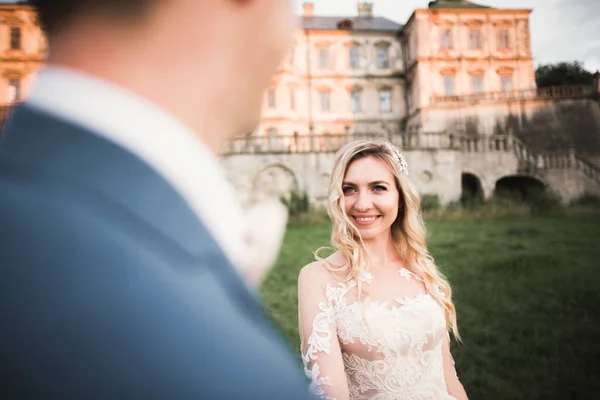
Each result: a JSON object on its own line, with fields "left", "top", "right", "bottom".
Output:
{"left": 299, "top": 267, "right": 458, "bottom": 400}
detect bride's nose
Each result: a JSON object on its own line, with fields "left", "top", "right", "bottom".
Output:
{"left": 354, "top": 190, "right": 373, "bottom": 212}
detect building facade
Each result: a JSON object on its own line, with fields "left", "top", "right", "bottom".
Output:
{"left": 255, "top": 2, "right": 405, "bottom": 140}
{"left": 0, "top": 2, "right": 45, "bottom": 105}
{"left": 0, "top": 0, "right": 537, "bottom": 139}
{"left": 404, "top": 0, "right": 536, "bottom": 134}
{"left": 256, "top": 0, "right": 536, "bottom": 139}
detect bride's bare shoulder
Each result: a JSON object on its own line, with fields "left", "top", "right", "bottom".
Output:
{"left": 298, "top": 251, "right": 348, "bottom": 286}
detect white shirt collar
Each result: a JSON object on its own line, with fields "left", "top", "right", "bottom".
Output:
{"left": 27, "top": 66, "right": 246, "bottom": 267}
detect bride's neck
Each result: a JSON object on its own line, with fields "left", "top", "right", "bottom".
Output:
{"left": 362, "top": 231, "right": 399, "bottom": 267}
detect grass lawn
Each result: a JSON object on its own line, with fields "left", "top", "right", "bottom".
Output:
{"left": 260, "top": 212, "right": 600, "bottom": 400}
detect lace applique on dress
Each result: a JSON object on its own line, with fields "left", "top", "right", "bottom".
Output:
{"left": 301, "top": 281, "right": 357, "bottom": 399}
{"left": 399, "top": 267, "right": 423, "bottom": 282}
{"left": 299, "top": 268, "right": 459, "bottom": 400}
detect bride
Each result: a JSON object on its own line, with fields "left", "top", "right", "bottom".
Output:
{"left": 297, "top": 140, "right": 468, "bottom": 400}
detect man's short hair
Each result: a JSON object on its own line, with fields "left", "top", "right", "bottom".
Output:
{"left": 28, "top": 0, "right": 158, "bottom": 36}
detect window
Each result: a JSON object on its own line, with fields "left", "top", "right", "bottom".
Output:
{"left": 10, "top": 27, "right": 21, "bottom": 50}
{"left": 379, "top": 90, "right": 391, "bottom": 113}
{"left": 497, "top": 28, "right": 510, "bottom": 50}
{"left": 440, "top": 28, "right": 453, "bottom": 49}
{"left": 7, "top": 79, "right": 21, "bottom": 102}
{"left": 469, "top": 29, "right": 482, "bottom": 49}
{"left": 500, "top": 75, "right": 512, "bottom": 91}
{"left": 443, "top": 76, "right": 456, "bottom": 96}
{"left": 472, "top": 76, "right": 484, "bottom": 93}
{"left": 320, "top": 91, "right": 331, "bottom": 112}
{"left": 337, "top": 19, "right": 353, "bottom": 30}
{"left": 350, "top": 90, "right": 361, "bottom": 113}
{"left": 267, "top": 89, "right": 276, "bottom": 108}
{"left": 318, "top": 48, "right": 330, "bottom": 69}
{"left": 290, "top": 88, "right": 296, "bottom": 110}
{"left": 349, "top": 47, "right": 359, "bottom": 69}
{"left": 377, "top": 47, "right": 389, "bottom": 69}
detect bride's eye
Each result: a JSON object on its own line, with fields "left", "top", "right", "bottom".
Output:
{"left": 373, "top": 185, "right": 387, "bottom": 192}
{"left": 342, "top": 186, "right": 356, "bottom": 194}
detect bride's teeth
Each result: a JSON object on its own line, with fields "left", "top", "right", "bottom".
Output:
{"left": 356, "top": 217, "right": 376, "bottom": 222}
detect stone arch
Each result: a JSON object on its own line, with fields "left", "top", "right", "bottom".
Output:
{"left": 494, "top": 175, "right": 547, "bottom": 201}
{"left": 461, "top": 172, "right": 484, "bottom": 205}
{"left": 251, "top": 163, "right": 299, "bottom": 203}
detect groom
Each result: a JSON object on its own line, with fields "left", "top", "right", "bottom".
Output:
{"left": 0, "top": 0, "right": 314, "bottom": 398}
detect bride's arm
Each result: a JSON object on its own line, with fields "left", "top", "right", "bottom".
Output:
{"left": 298, "top": 263, "right": 350, "bottom": 400}
{"left": 442, "top": 334, "right": 468, "bottom": 400}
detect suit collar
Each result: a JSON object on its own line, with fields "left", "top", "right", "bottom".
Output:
{"left": 25, "top": 67, "right": 246, "bottom": 267}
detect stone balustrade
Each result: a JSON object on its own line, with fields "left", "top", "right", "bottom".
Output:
{"left": 459, "top": 135, "right": 512, "bottom": 153}
{"left": 221, "top": 133, "right": 383, "bottom": 155}
{"left": 222, "top": 131, "right": 600, "bottom": 183}
{"left": 432, "top": 85, "right": 595, "bottom": 104}
{"left": 221, "top": 131, "right": 464, "bottom": 155}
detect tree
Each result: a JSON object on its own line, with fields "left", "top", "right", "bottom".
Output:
{"left": 535, "top": 61, "right": 595, "bottom": 88}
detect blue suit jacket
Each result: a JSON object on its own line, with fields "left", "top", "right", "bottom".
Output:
{"left": 0, "top": 105, "right": 313, "bottom": 399}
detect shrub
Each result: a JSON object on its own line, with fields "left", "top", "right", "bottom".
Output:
{"left": 570, "top": 193, "right": 600, "bottom": 207}
{"left": 281, "top": 189, "right": 310, "bottom": 217}
{"left": 287, "top": 207, "right": 330, "bottom": 227}
{"left": 420, "top": 194, "right": 441, "bottom": 212}
{"left": 525, "top": 188, "right": 564, "bottom": 216}
{"left": 460, "top": 190, "right": 484, "bottom": 209}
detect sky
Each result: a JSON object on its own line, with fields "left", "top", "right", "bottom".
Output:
{"left": 295, "top": 0, "right": 600, "bottom": 72}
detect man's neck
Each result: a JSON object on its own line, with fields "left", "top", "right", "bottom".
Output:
{"left": 46, "top": 43, "right": 231, "bottom": 154}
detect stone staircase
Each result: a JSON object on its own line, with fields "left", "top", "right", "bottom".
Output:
{"left": 510, "top": 136, "right": 600, "bottom": 184}
{"left": 452, "top": 131, "right": 600, "bottom": 184}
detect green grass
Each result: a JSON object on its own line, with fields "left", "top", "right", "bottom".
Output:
{"left": 260, "top": 212, "right": 600, "bottom": 400}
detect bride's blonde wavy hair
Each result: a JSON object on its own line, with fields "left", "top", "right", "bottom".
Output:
{"left": 315, "top": 139, "right": 460, "bottom": 340}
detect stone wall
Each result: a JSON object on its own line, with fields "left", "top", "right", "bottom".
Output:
{"left": 422, "top": 94, "right": 600, "bottom": 158}
{"left": 220, "top": 148, "right": 463, "bottom": 207}
{"left": 220, "top": 132, "right": 600, "bottom": 207}
{"left": 545, "top": 168, "right": 600, "bottom": 200}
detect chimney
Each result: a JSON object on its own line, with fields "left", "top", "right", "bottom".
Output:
{"left": 357, "top": 2, "right": 373, "bottom": 18}
{"left": 303, "top": 2, "right": 314, "bottom": 18}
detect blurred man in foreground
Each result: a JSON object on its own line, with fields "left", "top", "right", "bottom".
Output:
{"left": 0, "top": 0, "right": 314, "bottom": 398}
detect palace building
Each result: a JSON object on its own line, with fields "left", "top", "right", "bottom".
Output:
{"left": 255, "top": 0, "right": 536, "bottom": 139}
{"left": 0, "top": 0, "right": 536, "bottom": 138}
{"left": 0, "top": 1, "right": 45, "bottom": 123}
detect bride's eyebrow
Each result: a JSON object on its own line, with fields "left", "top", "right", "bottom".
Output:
{"left": 369, "top": 180, "right": 390, "bottom": 186}
{"left": 342, "top": 180, "right": 391, "bottom": 187}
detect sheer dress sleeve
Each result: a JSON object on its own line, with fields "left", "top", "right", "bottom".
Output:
{"left": 298, "top": 266, "right": 349, "bottom": 400}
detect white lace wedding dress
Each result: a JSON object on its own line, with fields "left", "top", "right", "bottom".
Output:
{"left": 298, "top": 266, "right": 460, "bottom": 400}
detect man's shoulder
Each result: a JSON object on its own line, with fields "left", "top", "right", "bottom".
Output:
{"left": 0, "top": 165, "right": 217, "bottom": 270}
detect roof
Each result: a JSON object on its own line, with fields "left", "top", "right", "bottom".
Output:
{"left": 428, "top": 0, "right": 491, "bottom": 9}
{"left": 299, "top": 16, "right": 403, "bottom": 32}
{"left": 0, "top": 1, "right": 31, "bottom": 6}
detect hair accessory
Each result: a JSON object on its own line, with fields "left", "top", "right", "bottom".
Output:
{"left": 386, "top": 143, "right": 409, "bottom": 176}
